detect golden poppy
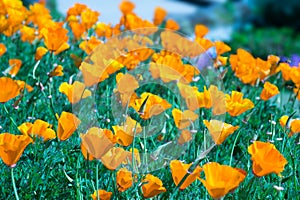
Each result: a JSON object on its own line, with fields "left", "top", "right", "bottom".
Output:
{"left": 290, "top": 119, "right": 300, "bottom": 137}
{"left": 119, "top": 0, "right": 135, "bottom": 15}
{"left": 0, "top": 133, "right": 33, "bottom": 167}
{"left": 20, "top": 25, "right": 36, "bottom": 43}
{"left": 15, "top": 80, "right": 34, "bottom": 92}
{"left": 49, "top": 65, "right": 64, "bottom": 77}
{"left": 130, "top": 92, "right": 172, "bottom": 119}
{"left": 214, "top": 41, "right": 231, "bottom": 55}
{"left": 101, "top": 147, "right": 128, "bottom": 170}
{"left": 0, "top": 77, "right": 20, "bottom": 103}
{"left": 112, "top": 116, "right": 142, "bottom": 146}
{"left": 153, "top": 7, "right": 167, "bottom": 25}
{"left": 141, "top": 174, "right": 167, "bottom": 198}
{"left": 91, "top": 189, "right": 112, "bottom": 200}
{"left": 203, "top": 120, "right": 239, "bottom": 145}
{"left": 178, "top": 130, "right": 192, "bottom": 145}
{"left": 80, "top": 142, "right": 95, "bottom": 161}
{"left": 59, "top": 81, "right": 92, "bottom": 104}
{"left": 35, "top": 46, "right": 48, "bottom": 60}
{"left": 57, "top": 112, "right": 81, "bottom": 141}
{"left": 226, "top": 91, "right": 254, "bottom": 116}
{"left": 195, "top": 24, "right": 209, "bottom": 38}
{"left": 80, "top": 127, "right": 116, "bottom": 159}
{"left": 170, "top": 160, "right": 202, "bottom": 190}
{"left": 116, "top": 168, "right": 133, "bottom": 192}
{"left": 165, "top": 19, "right": 180, "bottom": 31}
{"left": 248, "top": 141, "right": 287, "bottom": 177}
{"left": 115, "top": 73, "right": 139, "bottom": 106}
{"left": 122, "top": 148, "right": 141, "bottom": 167}
{"left": 0, "top": 43, "right": 6, "bottom": 56}
{"left": 279, "top": 115, "right": 289, "bottom": 128}
{"left": 200, "top": 162, "right": 247, "bottom": 199}
{"left": 79, "top": 36, "right": 102, "bottom": 55}
{"left": 260, "top": 82, "right": 280, "bottom": 101}
{"left": 81, "top": 8, "right": 100, "bottom": 30}
{"left": 8, "top": 59, "right": 22, "bottom": 77}
{"left": 172, "top": 108, "right": 198, "bottom": 130}
{"left": 18, "top": 119, "right": 56, "bottom": 142}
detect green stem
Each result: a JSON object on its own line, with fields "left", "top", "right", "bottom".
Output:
{"left": 96, "top": 162, "right": 99, "bottom": 200}
{"left": 11, "top": 168, "right": 20, "bottom": 200}
{"left": 229, "top": 130, "right": 241, "bottom": 166}
{"left": 3, "top": 104, "right": 19, "bottom": 130}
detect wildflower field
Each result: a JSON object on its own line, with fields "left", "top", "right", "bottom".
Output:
{"left": 0, "top": 0, "right": 299, "bottom": 199}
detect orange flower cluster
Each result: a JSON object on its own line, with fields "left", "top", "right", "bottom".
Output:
{"left": 279, "top": 115, "right": 300, "bottom": 137}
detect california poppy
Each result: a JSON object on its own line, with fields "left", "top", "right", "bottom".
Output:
{"left": 18, "top": 119, "right": 56, "bottom": 142}
{"left": 0, "top": 77, "right": 20, "bottom": 103}
{"left": 57, "top": 112, "right": 81, "bottom": 141}
{"left": 141, "top": 174, "right": 167, "bottom": 198}
{"left": 177, "top": 130, "right": 192, "bottom": 145}
{"left": 49, "top": 65, "right": 64, "bottom": 77}
{"left": 80, "top": 127, "right": 116, "bottom": 159}
{"left": 101, "top": 147, "right": 128, "bottom": 170}
{"left": 8, "top": 59, "right": 22, "bottom": 77}
{"left": 248, "top": 141, "right": 287, "bottom": 177}
{"left": 200, "top": 162, "right": 247, "bottom": 199}
{"left": 80, "top": 142, "right": 95, "bottom": 161}
{"left": 91, "top": 189, "right": 112, "bottom": 200}
{"left": 15, "top": 80, "right": 34, "bottom": 93}
{"left": 153, "top": 7, "right": 167, "bottom": 25}
{"left": 35, "top": 46, "right": 48, "bottom": 60}
{"left": 260, "top": 82, "right": 279, "bottom": 101}
{"left": 172, "top": 108, "right": 198, "bottom": 130}
{"left": 203, "top": 120, "right": 239, "bottom": 145}
{"left": 279, "top": 115, "right": 289, "bottom": 128}
{"left": 116, "top": 168, "right": 133, "bottom": 192}
{"left": 165, "top": 19, "right": 180, "bottom": 31}
{"left": 0, "top": 133, "right": 33, "bottom": 167}
{"left": 119, "top": 0, "right": 135, "bottom": 15}
{"left": 170, "top": 160, "right": 202, "bottom": 190}
{"left": 195, "top": 24, "right": 209, "bottom": 38}
{"left": 226, "top": 91, "right": 254, "bottom": 116}
{"left": 0, "top": 43, "right": 6, "bottom": 56}
{"left": 115, "top": 73, "right": 139, "bottom": 106}
{"left": 79, "top": 36, "right": 102, "bottom": 55}
{"left": 290, "top": 119, "right": 300, "bottom": 137}
{"left": 59, "top": 81, "right": 92, "bottom": 104}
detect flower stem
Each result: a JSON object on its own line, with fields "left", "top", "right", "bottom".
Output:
{"left": 11, "top": 168, "right": 20, "bottom": 200}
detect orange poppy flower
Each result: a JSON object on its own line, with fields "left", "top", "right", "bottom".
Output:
{"left": 116, "top": 168, "right": 133, "bottom": 192}
{"left": 0, "top": 43, "right": 6, "bottom": 56}
{"left": 119, "top": 0, "right": 135, "bottom": 15}
{"left": 260, "top": 82, "right": 279, "bottom": 101}
{"left": 0, "top": 77, "right": 20, "bottom": 103}
{"left": 15, "top": 80, "right": 34, "bottom": 92}
{"left": 79, "top": 36, "right": 102, "bottom": 55}
{"left": 80, "top": 142, "right": 95, "bottom": 161}
{"left": 290, "top": 119, "right": 300, "bottom": 137}
{"left": 20, "top": 25, "right": 36, "bottom": 43}
{"left": 35, "top": 46, "right": 48, "bottom": 60}
{"left": 115, "top": 73, "right": 139, "bottom": 106}
{"left": 195, "top": 37, "right": 214, "bottom": 51}
{"left": 95, "top": 22, "right": 112, "bottom": 38}
{"left": 122, "top": 148, "right": 141, "bottom": 167}
{"left": 112, "top": 116, "right": 142, "bottom": 146}
{"left": 165, "top": 19, "right": 180, "bottom": 31}
{"left": 170, "top": 160, "right": 202, "bottom": 190}
{"left": 279, "top": 115, "right": 289, "bottom": 128}
{"left": 172, "top": 108, "right": 198, "bottom": 130}
{"left": 248, "top": 141, "right": 287, "bottom": 177}
{"left": 195, "top": 24, "right": 209, "bottom": 38}
{"left": 81, "top": 8, "right": 100, "bottom": 30}
{"left": 203, "top": 120, "right": 239, "bottom": 145}
{"left": 153, "top": 7, "right": 167, "bottom": 25}
{"left": 8, "top": 59, "right": 22, "bottom": 77}
{"left": 40, "top": 25, "right": 70, "bottom": 55}
{"left": 49, "top": 65, "right": 64, "bottom": 77}
{"left": 177, "top": 130, "right": 192, "bottom": 145}
{"left": 0, "top": 133, "right": 33, "bottom": 167}
{"left": 276, "top": 62, "right": 291, "bottom": 81}
{"left": 130, "top": 92, "right": 172, "bottom": 119}
{"left": 91, "top": 189, "right": 112, "bottom": 200}
{"left": 226, "top": 91, "right": 254, "bottom": 116}
{"left": 18, "top": 119, "right": 56, "bottom": 142}
{"left": 214, "top": 41, "right": 231, "bottom": 55}
{"left": 101, "top": 147, "right": 128, "bottom": 170}
{"left": 141, "top": 174, "right": 167, "bottom": 198}
{"left": 57, "top": 112, "right": 81, "bottom": 141}
{"left": 59, "top": 81, "right": 92, "bottom": 104}
{"left": 200, "top": 162, "right": 247, "bottom": 199}
{"left": 80, "top": 127, "right": 116, "bottom": 159}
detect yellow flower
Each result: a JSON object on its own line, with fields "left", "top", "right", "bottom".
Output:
{"left": 35, "top": 46, "right": 48, "bottom": 60}
{"left": 8, "top": 59, "right": 22, "bottom": 77}
{"left": 0, "top": 77, "right": 20, "bottom": 103}
{"left": 226, "top": 91, "right": 254, "bottom": 116}
{"left": 57, "top": 112, "right": 81, "bottom": 141}
{"left": 49, "top": 65, "right": 64, "bottom": 77}
{"left": 80, "top": 127, "right": 116, "bottom": 159}
{"left": 112, "top": 116, "right": 142, "bottom": 146}
{"left": 142, "top": 174, "right": 166, "bottom": 198}
{"left": 91, "top": 189, "right": 112, "bottom": 200}
{"left": 18, "top": 119, "right": 56, "bottom": 142}
{"left": 172, "top": 108, "right": 198, "bottom": 130}
{"left": 203, "top": 120, "right": 239, "bottom": 145}
{"left": 248, "top": 141, "right": 287, "bottom": 177}
{"left": 279, "top": 115, "right": 289, "bottom": 128}
{"left": 0, "top": 133, "right": 33, "bottom": 167}
{"left": 59, "top": 81, "right": 92, "bottom": 104}
{"left": 116, "top": 168, "right": 133, "bottom": 192}
{"left": 170, "top": 160, "right": 202, "bottom": 190}
{"left": 260, "top": 82, "right": 279, "bottom": 101}
{"left": 0, "top": 43, "right": 6, "bottom": 56}
{"left": 200, "top": 162, "right": 247, "bottom": 199}
{"left": 20, "top": 25, "right": 36, "bottom": 43}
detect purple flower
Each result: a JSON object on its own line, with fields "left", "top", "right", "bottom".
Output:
{"left": 280, "top": 54, "right": 300, "bottom": 67}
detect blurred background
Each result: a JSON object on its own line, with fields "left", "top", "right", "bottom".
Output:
{"left": 24, "top": 0, "right": 300, "bottom": 59}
